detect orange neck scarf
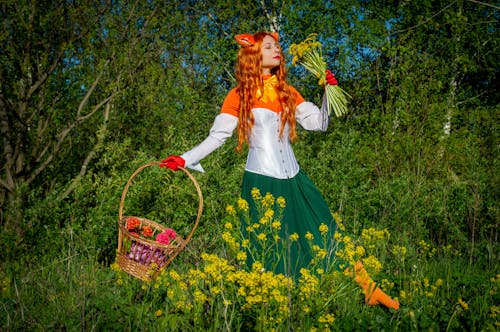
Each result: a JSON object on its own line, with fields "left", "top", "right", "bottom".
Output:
{"left": 256, "top": 75, "right": 278, "bottom": 103}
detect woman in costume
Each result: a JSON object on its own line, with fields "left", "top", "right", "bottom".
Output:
{"left": 161, "top": 32, "right": 399, "bottom": 310}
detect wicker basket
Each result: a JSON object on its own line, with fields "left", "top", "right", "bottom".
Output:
{"left": 116, "top": 161, "right": 203, "bottom": 281}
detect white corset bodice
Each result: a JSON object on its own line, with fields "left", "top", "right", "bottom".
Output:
{"left": 245, "top": 108, "right": 299, "bottom": 179}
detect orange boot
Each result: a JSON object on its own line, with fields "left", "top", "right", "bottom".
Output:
{"left": 348, "top": 261, "right": 400, "bottom": 310}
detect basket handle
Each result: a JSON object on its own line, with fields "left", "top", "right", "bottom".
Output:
{"left": 118, "top": 161, "right": 203, "bottom": 253}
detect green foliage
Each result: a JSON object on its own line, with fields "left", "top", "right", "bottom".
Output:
{"left": 1, "top": 0, "right": 498, "bottom": 330}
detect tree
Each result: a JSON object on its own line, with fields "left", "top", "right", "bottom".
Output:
{"left": 0, "top": 0, "right": 172, "bottom": 232}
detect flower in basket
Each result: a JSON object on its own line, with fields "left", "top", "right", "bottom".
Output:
{"left": 141, "top": 225, "right": 153, "bottom": 238}
{"left": 289, "top": 33, "right": 351, "bottom": 117}
{"left": 124, "top": 217, "right": 178, "bottom": 267}
{"left": 156, "top": 228, "right": 177, "bottom": 245}
{"left": 126, "top": 217, "right": 141, "bottom": 237}
{"left": 125, "top": 217, "right": 156, "bottom": 241}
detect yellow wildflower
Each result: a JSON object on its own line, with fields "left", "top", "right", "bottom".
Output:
{"left": 318, "top": 313, "right": 335, "bottom": 324}
{"left": 289, "top": 33, "right": 321, "bottom": 63}
{"left": 259, "top": 216, "right": 269, "bottom": 225}
{"left": 316, "top": 249, "right": 327, "bottom": 259}
{"left": 392, "top": 245, "right": 408, "bottom": 257}
{"left": 237, "top": 251, "right": 247, "bottom": 261}
{"left": 155, "top": 309, "right": 163, "bottom": 317}
{"left": 458, "top": 298, "right": 469, "bottom": 310}
{"left": 176, "top": 300, "right": 185, "bottom": 310}
{"left": 490, "top": 305, "right": 499, "bottom": 318}
{"left": 193, "top": 289, "right": 207, "bottom": 303}
{"left": 272, "top": 220, "right": 281, "bottom": 230}
{"left": 169, "top": 270, "right": 182, "bottom": 282}
{"left": 222, "top": 231, "right": 236, "bottom": 245}
{"left": 251, "top": 187, "right": 262, "bottom": 200}
{"left": 290, "top": 233, "right": 299, "bottom": 241}
{"left": 264, "top": 209, "right": 274, "bottom": 219}
{"left": 262, "top": 192, "right": 275, "bottom": 208}
{"left": 319, "top": 223, "right": 329, "bottom": 235}
{"left": 305, "top": 232, "right": 314, "bottom": 240}
{"left": 279, "top": 305, "right": 290, "bottom": 316}
{"left": 252, "top": 261, "right": 264, "bottom": 272}
{"left": 277, "top": 196, "right": 286, "bottom": 208}
{"left": 225, "top": 204, "right": 236, "bottom": 216}
{"left": 188, "top": 268, "right": 206, "bottom": 280}
{"left": 237, "top": 197, "right": 249, "bottom": 212}
{"left": 298, "top": 268, "right": 319, "bottom": 299}
{"left": 224, "top": 222, "right": 233, "bottom": 229}
{"left": 362, "top": 227, "right": 390, "bottom": 243}
{"left": 362, "top": 255, "right": 382, "bottom": 272}
{"left": 237, "top": 286, "right": 246, "bottom": 296}
{"left": 355, "top": 245, "right": 366, "bottom": 257}
{"left": 382, "top": 279, "right": 394, "bottom": 290}
{"left": 257, "top": 233, "right": 267, "bottom": 241}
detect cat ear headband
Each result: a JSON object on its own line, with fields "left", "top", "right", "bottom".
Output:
{"left": 235, "top": 32, "right": 279, "bottom": 47}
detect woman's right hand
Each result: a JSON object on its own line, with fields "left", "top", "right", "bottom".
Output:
{"left": 159, "top": 155, "right": 185, "bottom": 171}
{"left": 325, "top": 69, "right": 338, "bottom": 85}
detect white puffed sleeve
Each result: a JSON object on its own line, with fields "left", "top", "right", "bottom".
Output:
{"left": 181, "top": 113, "right": 238, "bottom": 172}
{"left": 295, "top": 93, "right": 329, "bottom": 132}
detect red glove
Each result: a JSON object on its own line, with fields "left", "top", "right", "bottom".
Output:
{"left": 326, "top": 69, "right": 338, "bottom": 85}
{"left": 159, "top": 155, "right": 185, "bottom": 171}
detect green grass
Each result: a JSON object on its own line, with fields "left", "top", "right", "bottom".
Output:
{"left": 1, "top": 203, "right": 498, "bottom": 332}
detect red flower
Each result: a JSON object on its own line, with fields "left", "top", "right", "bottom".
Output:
{"left": 156, "top": 232, "right": 170, "bottom": 244}
{"left": 156, "top": 228, "right": 177, "bottom": 245}
{"left": 165, "top": 228, "right": 177, "bottom": 239}
{"left": 127, "top": 217, "right": 140, "bottom": 231}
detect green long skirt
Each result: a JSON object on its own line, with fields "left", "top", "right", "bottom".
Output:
{"left": 241, "top": 170, "right": 342, "bottom": 279}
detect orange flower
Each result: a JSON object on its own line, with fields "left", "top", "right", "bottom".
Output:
{"left": 141, "top": 226, "right": 153, "bottom": 238}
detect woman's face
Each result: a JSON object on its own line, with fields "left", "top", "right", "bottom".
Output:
{"left": 261, "top": 35, "right": 281, "bottom": 74}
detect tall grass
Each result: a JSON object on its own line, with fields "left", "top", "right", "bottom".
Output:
{"left": 1, "top": 194, "right": 498, "bottom": 331}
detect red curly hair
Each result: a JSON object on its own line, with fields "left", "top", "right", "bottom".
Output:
{"left": 235, "top": 32, "right": 297, "bottom": 152}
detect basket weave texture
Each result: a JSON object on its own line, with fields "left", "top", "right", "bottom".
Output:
{"left": 116, "top": 161, "right": 203, "bottom": 281}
